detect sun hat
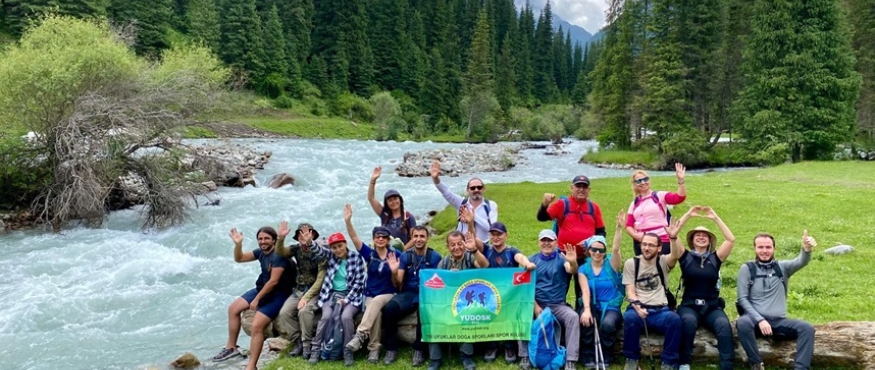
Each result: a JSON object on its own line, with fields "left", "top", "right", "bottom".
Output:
{"left": 686, "top": 226, "right": 716, "bottom": 250}
{"left": 294, "top": 223, "right": 319, "bottom": 240}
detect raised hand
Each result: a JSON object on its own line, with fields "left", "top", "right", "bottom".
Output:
{"left": 465, "top": 231, "right": 477, "bottom": 251}
{"left": 802, "top": 230, "right": 817, "bottom": 251}
{"left": 371, "top": 166, "right": 382, "bottom": 181}
{"left": 617, "top": 210, "right": 626, "bottom": 227}
{"left": 543, "top": 193, "right": 556, "bottom": 206}
{"left": 387, "top": 251, "right": 400, "bottom": 271}
{"left": 343, "top": 203, "right": 353, "bottom": 222}
{"left": 664, "top": 218, "right": 682, "bottom": 239}
{"left": 278, "top": 221, "right": 290, "bottom": 238}
{"left": 429, "top": 160, "right": 441, "bottom": 179}
{"left": 685, "top": 205, "right": 703, "bottom": 217}
{"left": 675, "top": 163, "right": 686, "bottom": 181}
{"left": 563, "top": 244, "right": 577, "bottom": 262}
{"left": 230, "top": 228, "right": 244, "bottom": 245}
{"left": 701, "top": 206, "right": 718, "bottom": 220}
{"left": 458, "top": 205, "right": 474, "bottom": 224}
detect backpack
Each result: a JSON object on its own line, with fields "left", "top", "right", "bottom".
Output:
{"left": 579, "top": 255, "right": 625, "bottom": 318}
{"left": 320, "top": 301, "right": 345, "bottom": 360}
{"left": 677, "top": 251, "right": 722, "bottom": 300}
{"left": 381, "top": 210, "right": 413, "bottom": 234}
{"left": 551, "top": 196, "right": 594, "bottom": 236}
{"left": 528, "top": 307, "right": 566, "bottom": 370}
{"left": 631, "top": 191, "right": 672, "bottom": 225}
{"left": 735, "top": 261, "right": 786, "bottom": 316}
{"left": 485, "top": 245, "right": 514, "bottom": 267}
{"left": 634, "top": 255, "right": 677, "bottom": 310}
{"left": 461, "top": 197, "right": 492, "bottom": 226}
{"left": 404, "top": 248, "right": 440, "bottom": 273}
{"left": 368, "top": 246, "right": 399, "bottom": 272}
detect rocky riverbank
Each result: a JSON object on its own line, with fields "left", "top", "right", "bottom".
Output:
{"left": 394, "top": 144, "right": 521, "bottom": 177}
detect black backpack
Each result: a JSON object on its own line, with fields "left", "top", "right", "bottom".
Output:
{"left": 320, "top": 301, "right": 345, "bottom": 360}
{"left": 634, "top": 255, "right": 677, "bottom": 310}
{"left": 735, "top": 261, "right": 786, "bottom": 316}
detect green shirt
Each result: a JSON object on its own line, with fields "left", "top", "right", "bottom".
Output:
{"left": 332, "top": 259, "right": 348, "bottom": 291}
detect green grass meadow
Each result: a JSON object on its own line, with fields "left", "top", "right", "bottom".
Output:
{"left": 267, "top": 161, "right": 874, "bottom": 370}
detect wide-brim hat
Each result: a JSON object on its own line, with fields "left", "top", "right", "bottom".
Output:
{"left": 294, "top": 223, "right": 320, "bottom": 240}
{"left": 686, "top": 226, "right": 716, "bottom": 250}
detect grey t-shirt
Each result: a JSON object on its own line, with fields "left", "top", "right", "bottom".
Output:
{"left": 736, "top": 248, "right": 811, "bottom": 322}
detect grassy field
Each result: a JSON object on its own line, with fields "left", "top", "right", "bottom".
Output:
{"left": 580, "top": 148, "right": 659, "bottom": 167}
{"left": 265, "top": 161, "right": 874, "bottom": 370}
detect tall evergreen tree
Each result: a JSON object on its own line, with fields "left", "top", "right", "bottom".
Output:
{"left": 259, "top": 4, "right": 288, "bottom": 96}
{"left": 495, "top": 31, "right": 517, "bottom": 110}
{"left": 533, "top": 2, "right": 557, "bottom": 102}
{"left": 369, "top": 0, "right": 410, "bottom": 91}
{"left": 185, "top": 0, "right": 220, "bottom": 51}
{"left": 3, "top": 0, "right": 108, "bottom": 35}
{"left": 848, "top": 0, "right": 875, "bottom": 141}
{"left": 733, "top": 0, "right": 861, "bottom": 161}
{"left": 109, "top": 0, "right": 173, "bottom": 56}
{"left": 219, "top": 0, "right": 265, "bottom": 83}
{"left": 515, "top": 3, "right": 535, "bottom": 104}
{"left": 462, "top": 9, "right": 499, "bottom": 140}
{"left": 589, "top": 4, "right": 636, "bottom": 148}
{"left": 276, "top": 0, "right": 312, "bottom": 65}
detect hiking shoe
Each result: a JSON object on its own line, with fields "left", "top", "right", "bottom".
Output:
{"left": 427, "top": 359, "right": 443, "bottom": 370}
{"left": 751, "top": 363, "right": 765, "bottom": 370}
{"left": 211, "top": 346, "right": 240, "bottom": 362}
{"left": 565, "top": 361, "right": 577, "bottom": 370}
{"left": 624, "top": 359, "right": 639, "bottom": 370}
{"left": 346, "top": 332, "right": 366, "bottom": 352}
{"left": 679, "top": 365, "right": 691, "bottom": 370}
{"left": 343, "top": 347, "right": 355, "bottom": 366}
{"left": 383, "top": 350, "right": 398, "bottom": 365}
{"left": 484, "top": 348, "right": 498, "bottom": 362}
{"left": 583, "top": 361, "right": 597, "bottom": 369}
{"left": 462, "top": 354, "right": 475, "bottom": 370}
{"left": 411, "top": 350, "right": 425, "bottom": 367}
{"left": 660, "top": 363, "right": 673, "bottom": 370}
{"left": 519, "top": 356, "right": 532, "bottom": 370}
{"left": 368, "top": 349, "right": 380, "bottom": 364}
{"left": 302, "top": 345, "right": 311, "bottom": 360}
{"left": 308, "top": 350, "right": 319, "bottom": 365}
{"left": 287, "top": 340, "right": 303, "bottom": 357}
{"left": 505, "top": 348, "right": 518, "bottom": 364}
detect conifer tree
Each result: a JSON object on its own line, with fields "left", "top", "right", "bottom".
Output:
{"left": 259, "top": 5, "right": 288, "bottom": 96}
{"left": 495, "top": 31, "right": 517, "bottom": 110}
{"left": 589, "top": 5, "right": 636, "bottom": 148}
{"left": 533, "top": 3, "right": 557, "bottom": 103}
{"left": 848, "top": 0, "right": 875, "bottom": 141}
{"left": 186, "top": 0, "right": 220, "bottom": 51}
{"left": 462, "top": 9, "right": 499, "bottom": 140}
{"left": 218, "top": 0, "right": 265, "bottom": 84}
{"left": 3, "top": 0, "right": 108, "bottom": 35}
{"left": 515, "top": 3, "right": 535, "bottom": 104}
{"left": 108, "top": 0, "right": 172, "bottom": 56}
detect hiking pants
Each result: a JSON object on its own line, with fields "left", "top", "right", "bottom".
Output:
{"left": 518, "top": 303, "right": 580, "bottom": 362}
{"left": 429, "top": 342, "right": 474, "bottom": 360}
{"left": 580, "top": 308, "right": 622, "bottom": 365}
{"left": 357, "top": 293, "right": 394, "bottom": 351}
{"left": 622, "top": 306, "right": 681, "bottom": 366}
{"left": 570, "top": 257, "right": 587, "bottom": 310}
{"left": 381, "top": 291, "right": 423, "bottom": 352}
{"left": 275, "top": 288, "right": 319, "bottom": 346}
{"left": 678, "top": 305, "right": 734, "bottom": 370}
{"left": 736, "top": 314, "right": 815, "bottom": 370}
{"left": 311, "top": 298, "right": 360, "bottom": 351}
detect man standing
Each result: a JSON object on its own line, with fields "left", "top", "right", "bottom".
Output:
{"left": 518, "top": 230, "right": 579, "bottom": 370}
{"left": 275, "top": 223, "right": 327, "bottom": 360}
{"left": 538, "top": 175, "right": 605, "bottom": 309}
{"left": 430, "top": 160, "right": 497, "bottom": 241}
{"left": 622, "top": 233, "right": 682, "bottom": 370}
{"left": 380, "top": 226, "right": 443, "bottom": 366}
{"left": 736, "top": 231, "right": 817, "bottom": 370}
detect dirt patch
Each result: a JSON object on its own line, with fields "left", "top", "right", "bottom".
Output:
{"left": 199, "top": 121, "right": 291, "bottom": 138}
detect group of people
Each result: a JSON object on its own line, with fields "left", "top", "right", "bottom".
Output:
{"left": 213, "top": 161, "right": 819, "bottom": 370}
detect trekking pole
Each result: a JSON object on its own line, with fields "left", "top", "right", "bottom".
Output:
{"left": 592, "top": 315, "right": 605, "bottom": 370}
{"left": 642, "top": 318, "right": 656, "bottom": 370}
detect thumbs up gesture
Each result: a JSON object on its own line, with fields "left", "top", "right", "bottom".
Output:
{"left": 802, "top": 230, "right": 817, "bottom": 252}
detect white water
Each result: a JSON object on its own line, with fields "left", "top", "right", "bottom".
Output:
{"left": 0, "top": 138, "right": 666, "bottom": 370}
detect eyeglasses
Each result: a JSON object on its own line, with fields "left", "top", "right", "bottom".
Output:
{"left": 634, "top": 177, "right": 650, "bottom": 185}
{"left": 573, "top": 183, "right": 589, "bottom": 189}
{"left": 374, "top": 235, "right": 390, "bottom": 240}
{"left": 589, "top": 248, "right": 606, "bottom": 253}
{"left": 640, "top": 242, "right": 659, "bottom": 248}
{"left": 468, "top": 185, "right": 484, "bottom": 191}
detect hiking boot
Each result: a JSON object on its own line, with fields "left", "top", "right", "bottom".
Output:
{"left": 623, "top": 359, "right": 639, "bottom": 370}
{"left": 412, "top": 349, "right": 426, "bottom": 367}
{"left": 750, "top": 363, "right": 765, "bottom": 370}
{"left": 462, "top": 354, "right": 475, "bottom": 370}
{"left": 287, "top": 340, "right": 303, "bottom": 357}
{"left": 565, "top": 361, "right": 577, "bottom": 370}
{"left": 519, "top": 356, "right": 532, "bottom": 370}
{"left": 346, "top": 331, "right": 366, "bottom": 352}
{"left": 343, "top": 347, "right": 355, "bottom": 366}
{"left": 483, "top": 348, "right": 498, "bottom": 362}
{"left": 427, "top": 359, "right": 443, "bottom": 370}
{"left": 211, "top": 346, "right": 240, "bottom": 362}
{"left": 679, "top": 365, "right": 691, "bottom": 370}
{"left": 383, "top": 350, "right": 398, "bottom": 365}
{"left": 307, "top": 349, "right": 319, "bottom": 365}
{"left": 367, "top": 349, "right": 380, "bottom": 364}
{"left": 302, "top": 345, "right": 311, "bottom": 360}
{"left": 660, "top": 363, "right": 674, "bottom": 370}
{"left": 505, "top": 348, "right": 518, "bottom": 363}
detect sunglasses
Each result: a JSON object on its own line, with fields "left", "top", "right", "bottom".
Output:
{"left": 374, "top": 235, "right": 390, "bottom": 240}
{"left": 634, "top": 177, "right": 650, "bottom": 185}
{"left": 589, "top": 248, "right": 606, "bottom": 254}
{"left": 573, "top": 183, "right": 589, "bottom": 189}
{"left": 469, "top": 185, "right": 484, "bottom": 191}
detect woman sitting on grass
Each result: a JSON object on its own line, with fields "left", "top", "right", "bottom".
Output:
{"left": 626, "top": 163, "right": 687, "bottom": 255}
{"left": 664, "top": 206, "right": 736, "bottom": 370}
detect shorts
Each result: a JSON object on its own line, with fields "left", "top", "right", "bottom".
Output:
{"left": 241, "top": 288, "right": 289, "bottom": 319}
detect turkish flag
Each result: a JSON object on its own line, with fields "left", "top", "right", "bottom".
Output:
{"left": 513, "top": 270, "right": 531, "bottom": 285}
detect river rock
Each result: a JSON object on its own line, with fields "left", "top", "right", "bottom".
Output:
{"left": 169, "top": 352, "right": 200, "bottom": 369}
{"left": 241, "top": 309, "right": 279, "bottom": 338}
{"left": 185, "top": 142, "right": 271, "bottom": 188}
{"left": 395, "top": 145, "right": 520, "bottom": 177}
{"left": 267, "top": 173, "right": 296, "bottom": 188}
{"left": 0, "top": 219, "right": 6, "bottom": 234}
{"left": 824, "top": 244, "right": 855, "bottom": 255}
{"left": 267, "top": 337, "right": 290, "bottom": 352}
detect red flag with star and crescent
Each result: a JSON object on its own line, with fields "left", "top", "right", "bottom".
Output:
{"left": 513, "top": 270, "right": 531, "bottom": 285}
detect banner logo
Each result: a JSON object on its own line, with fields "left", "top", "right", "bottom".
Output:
{"left": 452, "top": 279, "right": 500, "bottom": 325}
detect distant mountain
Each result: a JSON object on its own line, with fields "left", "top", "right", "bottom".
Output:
{"left": 552, "top": 14, "right": 593, "bottom": 46}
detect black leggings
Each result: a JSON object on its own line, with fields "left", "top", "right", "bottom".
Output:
{"left": 381, "top": 291, "right": 423, "bottom": 352}
{"left": 677, "top": 305, "right": 734, "bottom": 369}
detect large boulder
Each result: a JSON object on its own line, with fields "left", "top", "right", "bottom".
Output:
{"left": 267, "top": 173, "right": 296, "bottom": 188}
{"left": 395, "top": 145, "right": 520, "bottom": 177}
{"left": 241, "top": 309, "right": 279, "bottom": 338}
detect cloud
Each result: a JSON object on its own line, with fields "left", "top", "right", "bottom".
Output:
{"left": 515, "top": 0, "right": 608, "bottom": 34}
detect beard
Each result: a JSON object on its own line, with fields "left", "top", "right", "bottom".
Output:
{"left": 469, "top": 193, "right": 483, "bottom": 201}
{"left": 641, "top": 251, "right": 657, "bottom": 261}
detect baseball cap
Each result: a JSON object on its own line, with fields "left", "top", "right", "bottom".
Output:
{"left": 372, "top": 226, "right": 391, "bottom": 237}
{"left": 538, "top": 229, "right": 557, "bottom": 241}
{"left": 294, "top": 223, "right": 319, "bottom": 240}
{"left": 383, "top": 189, "right": 401, "bottom": 200}
{"left": 572, "top": 175, "right": 590, "bottom": 186}
{"left": 489, "top": 222, "right": 508, "bottom": 234}
{"left": 327, "top": 232, "right": 346, "bottom": 245}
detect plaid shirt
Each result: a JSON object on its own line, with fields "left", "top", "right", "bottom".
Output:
{"left": 312, "top": 242, "right": 367, "bottom": 308}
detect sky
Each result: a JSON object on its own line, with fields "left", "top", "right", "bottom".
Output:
{"left": 514, "top": 0, "right": 609, "bottom": 34}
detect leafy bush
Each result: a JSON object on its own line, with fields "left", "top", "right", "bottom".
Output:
{"left": 303, "top": 95, "right": 328, "bottom": 116}
{"left": 273, "top": 95, "right": 295, "bottom": 109}
{"left": 0, "top": 136, "right": 52, "bottom": 209}
{"left": 370, "top": 92, "right": 403, "bottom": 141}
{"left": 660, "top": 131, "right": 708, "bottom": 167}
{"left": 330, "top": 92, "right": 375, "bottom": 122}
{"left": 257, "top": 72, "right": 286, "bottom": 99}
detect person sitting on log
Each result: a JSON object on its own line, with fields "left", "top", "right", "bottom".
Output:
{"left": 736, "top": 231, "right": 818, "bottom": 370}
{"left": 665, "top": 206, "right": 736, "bottom": 370}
